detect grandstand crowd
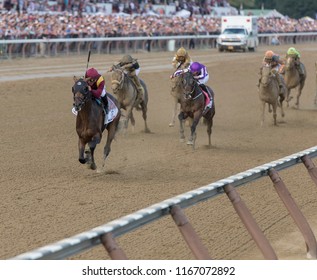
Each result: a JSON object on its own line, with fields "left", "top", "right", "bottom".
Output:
{"left": 1, "top": 0, "right": 317, "bottom": 39}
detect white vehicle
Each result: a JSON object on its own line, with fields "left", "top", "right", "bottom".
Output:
{"left": 217, "top": 16, "right": 259, "bottom": 52}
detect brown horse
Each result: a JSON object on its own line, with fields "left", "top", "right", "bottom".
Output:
{"left": 258, "top": 65, "right": 285, "bottom": 126}
{"left": 283, "top": 55, "right": 306, "bottom": 108}
{"left": 72, "top": 77, "right": 121, "bottom": 171}
{"left": 110, "top": 65, "right": 150, "bottom": 133}
{"left": 178, "top": 71, "right": 215, "bottom": 149}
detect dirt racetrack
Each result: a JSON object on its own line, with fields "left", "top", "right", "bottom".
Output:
{"left": 1, "top": 43, "right": 317, "bottom": 260}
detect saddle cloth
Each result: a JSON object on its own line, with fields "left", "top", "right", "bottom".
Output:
{"left": 202, "top": 90, "right": 213, "bottom": 109}
{"left": 72, "top": 96, "right": 119, "bottom": 125}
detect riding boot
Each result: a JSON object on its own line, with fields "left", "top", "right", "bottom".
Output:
{"left": 101, "top": 95, "right": 109, "bottom": 114}
{"left": 131, "top": 75, "right": 144, "bottom": 103}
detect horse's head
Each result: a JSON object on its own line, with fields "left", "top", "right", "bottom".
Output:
{"left": 181, "top": 71, "right": 199, "bottom": 99}
{"left": 285, "top": 55, "right": 295, "bottom": 71}
{"left": 72, "top": 77, "right": 91, "bottom": 112}
{"left": 260, "top": 65, "right": 275, "bottom": 87}
{"left": 110, "top": 66, "right": 124, "bottom": 92}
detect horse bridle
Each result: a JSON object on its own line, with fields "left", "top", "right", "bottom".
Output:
{"left": 111, "top": 68, "right": 125, "bottom": 92}
{"left": 72, "top": 80, "right": 90, "bottom": 112}
{"left": 183, "top": 76, "right": 203, "bottom": 100}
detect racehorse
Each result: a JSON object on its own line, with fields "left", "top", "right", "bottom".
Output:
{"left": 169, "top": 74, "right": 182, "bottom": 127}
{"left": 110, "top": 65, "right": 150, "bottom": 133}
{"left": 178, "top": 71, "right": 215, "bottom": 149}
{"left": 72, "top": 77, "right": 121, "bottom": 171}
{"left": 258, "top": 65, "right": 285, "bottom": 126}
{"left": 283, "top": 55, "right": 306, "bottom": 109}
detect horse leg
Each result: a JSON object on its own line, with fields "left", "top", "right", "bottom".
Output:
{"left": 260, "top": 102, "right": 265, "bottom": 127}
{"left": 169, "top": 99, "right": 179, "bottom": 127}
{"left": 88, "top": 136, "right": 101, "bottom": 170}
{"left": 101, "top": 125, "right": 116, "bottom": 169}
{"left": 78, "top": 138, "right": 87, "bottom": 164}
{"left": 294, "top": 85, "right": 302, "bottom": 109}
{"left": 188, "top": 113, "right": 201, "bottom": 149}
{"left": 278, "top": 95, "right": 285, "bottom": 118}
{"left": 286, "top": 88, "right": 292, "bottom": 107}
{"left": 205, "top": 113, "right": 213, "bottom": 148}
{"left": 272, "top": 103, "right": 278, "bottom": 126}
{"left": 141, "top": 104, "right": 150, "bottom": 133}
{"left": 130, "top": 111, "right": 136, "bottom": 133}
{"left": 178, "top": 111, "right": 186, "bottom": 142}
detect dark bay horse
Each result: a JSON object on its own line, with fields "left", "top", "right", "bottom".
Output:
{"left": 110, "top": 65, "right": 150, "bottom": 133}
{"left": 178, "top": 71, "right": 215, "bottom": 149}
{"left": 72, "top": 77, "right": 121, "bottom": 171}
{"left": 283, "top": 55, "right": 306, "bottom": 109}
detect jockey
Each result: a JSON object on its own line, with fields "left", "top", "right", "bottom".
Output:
{"left": 172, "top": 47, "right": 192, "bottom": 70}
{"left": 114, "top": 54, "right": 144, "bottom": 104}
{"left": 259, "top": 50, "right": 285, "bottom": 94}
{"left": 189, "top": 61, "right": 213, "bottom": 105}
{"left": 286, "top": 47, "right": 305, "bottom": 77}
{"left": 85, "top": 68, "right": 109, "bottom": 114}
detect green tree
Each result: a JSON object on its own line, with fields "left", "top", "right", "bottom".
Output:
{"left": 251, "top": 0, "right": 317, "bottom": 18}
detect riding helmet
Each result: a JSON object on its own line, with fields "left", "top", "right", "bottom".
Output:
{"left": 85, "top": 68, "right": 99, "bottom": 79}
{"left": 176, "top": 47, "right": 187, "bottom": 57}
{"left": 264, "top": 50, "right": 274, "bottom": 59}
{"left": 190, "top": 62, "right": 202, "bottom": 73}
{"left": 120, "top": 54, "right": 133, "bottom": 64}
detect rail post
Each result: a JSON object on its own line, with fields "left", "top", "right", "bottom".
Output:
{"left": 268, "top": 168, "right": 317, "bottom": 259}
{"left": 100, "top": 233, "right": 128, "bottom": 260}
{"left": 301, "top": 155, "right": 317, "bottom": 186}
{"left": 170, "top": 205, "right": 212, "bottom": 260}
{"left": 223, "top": 184, "right": 278, "bottom": 260}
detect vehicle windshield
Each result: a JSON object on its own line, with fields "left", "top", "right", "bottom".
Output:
{"left": 223, "top": 28, "right": 247, "bottom": 35}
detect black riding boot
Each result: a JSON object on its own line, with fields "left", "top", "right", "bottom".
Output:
{"left": 101, "top": 96, "right": 109, "bottom": 114}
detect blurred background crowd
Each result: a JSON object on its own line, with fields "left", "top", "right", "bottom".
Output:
{"left": 1, "top": 0, "right": 317, "bottom": 39}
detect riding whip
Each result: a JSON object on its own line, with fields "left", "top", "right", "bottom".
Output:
{"left": 86, "top": 50, "right": 91, "bottom": 71}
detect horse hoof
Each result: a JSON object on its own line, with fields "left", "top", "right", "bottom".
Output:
{"left": 187, "top": 141, "right": 194, "bottom": 145}
{"left": 169, "top": 123, "right": 174, "bottom": 127}
{"left": 79, "top": 158, "right": 86, "bottom": 164}
{"left": 90, "top": 163, "right": 97, "bottom": 170}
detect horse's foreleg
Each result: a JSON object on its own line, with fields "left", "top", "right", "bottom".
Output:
{"left": 260, "top": 102, "right": 265, "bottom": 127}
{"left": 78, "top": 139, "right": 86, "bottom": 164}
{"left": 169, "top": 100, "right": 179, "bottom": 127}
{"left": 294, "top": 86, "right": 302, "bottom": 109}
{"left": 178, "top": 112, "right": 186, "bottom": 142}
{"left": 188, "top": 113, "right": 201, "bottom": 149}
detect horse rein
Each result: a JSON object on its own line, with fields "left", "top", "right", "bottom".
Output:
{"left": 184, "top": 80, "right": 203, "bottom": 100}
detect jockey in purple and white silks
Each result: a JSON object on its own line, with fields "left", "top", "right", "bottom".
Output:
{"left": 189, "top": 62, "right": 213, "bottom": 108}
